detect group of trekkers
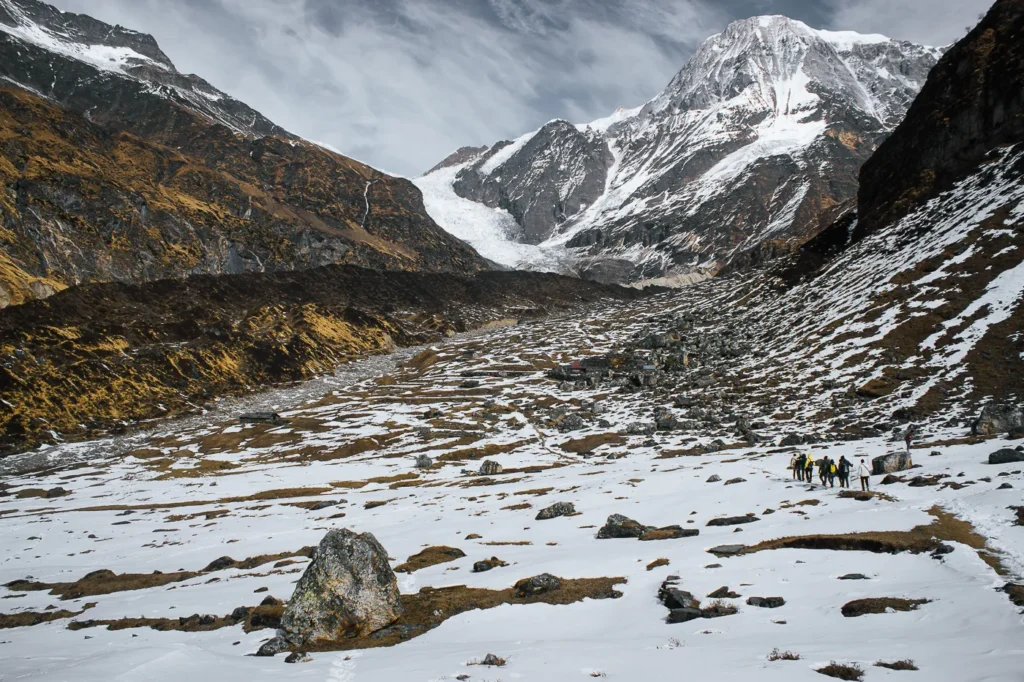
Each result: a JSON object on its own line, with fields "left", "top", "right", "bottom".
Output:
{"left": 790, "top": 452, "right": 871, "bottom": 491}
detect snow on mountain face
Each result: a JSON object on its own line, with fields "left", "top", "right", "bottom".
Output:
{"left": 418, "top": 15, "right": 943, "bottom": 283}
{"left": 0, "top": 0, "right": 287, "bottom": 139}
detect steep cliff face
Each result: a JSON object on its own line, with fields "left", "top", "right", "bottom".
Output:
{"left": 0, "top": 0, "right": 487, "bottom": 307}
{"left": 856, "top": 0, "right": 1024, "bottom": 240}
{"left": 418, "top": 16, "right": 943, "bottom": 283}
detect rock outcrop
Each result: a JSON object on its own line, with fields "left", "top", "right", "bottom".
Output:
{"left": 280, "top": 529, "right": 402, "bottom": 644}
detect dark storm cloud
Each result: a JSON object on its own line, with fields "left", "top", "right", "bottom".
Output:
{"left": 51, "top": 0, "right": 992, "bottom": 176}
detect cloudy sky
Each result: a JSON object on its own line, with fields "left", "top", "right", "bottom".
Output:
{"left": 53, "top": 0, "right": 990, "bottom": 176}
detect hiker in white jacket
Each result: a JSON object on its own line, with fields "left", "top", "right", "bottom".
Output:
{"left": 858, "top": 458, "right": 871, "bottom": 491}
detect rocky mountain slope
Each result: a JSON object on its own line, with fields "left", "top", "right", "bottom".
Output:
{"left": 0, "top": 0, "right": 488, "bottom": 307}
{"left": 687, "top": 0, "right": 1024, "bottom": 426}
{"left": 417, "top": 16, "right": 943, "bottom": 283}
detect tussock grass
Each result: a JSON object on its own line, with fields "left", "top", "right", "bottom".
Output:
{"left": 816, "top": 661, "right": 864, "bottom": 680}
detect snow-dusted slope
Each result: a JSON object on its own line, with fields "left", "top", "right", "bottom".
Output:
{"left": 419, "top": 16, "right": 943, "bottom": 282}
{"left": 0, "top": 0, "right": 288, "bottom": 138}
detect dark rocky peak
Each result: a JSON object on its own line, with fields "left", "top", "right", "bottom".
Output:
{"left": 0, "top": 0, "right": 174, "bottom": 71}
{"left": 0, "top": 0, "right": 288, "bottom": 141}
{"left": 426, "top": 145, "right": 490, "bottom": 174}
{"left": 856, "top": 0, "right": 1024, "bottom": 240}
{"left": 452, "top": 119, "right": 613, "bottom": 244}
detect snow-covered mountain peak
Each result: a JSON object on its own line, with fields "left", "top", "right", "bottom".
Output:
{"left": 0, "top": 0, "right": 289, "bottom": 139}
{"left": 418, "top": 14, "right": 944, "bottom": 283}
{"left": 0, "top": 0, "right": 174, "bottom": 74}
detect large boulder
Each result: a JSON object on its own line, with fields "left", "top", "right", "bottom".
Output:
{"left": 535, "top": 501, "right": 576, "bottom": 520}
{"left": 872, "top": 452, "right": 913, "bottom": 475}
{"left": 280, "top": 529, "right": 402, "bottom": 645}
{"left": 973, "top": 403, "right": 1024, "bottom": 436}
{"left": 989, "top": 448, "right": 1024, "bottom": 465}
{"left": 596, "top": 514, "right": 650, "bottom": 539}
{"left": 478, "top": 460, "right": 503, "bottom": 476}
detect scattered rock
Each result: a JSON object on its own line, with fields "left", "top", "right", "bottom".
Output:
{"left": 707, "top": 586, "right": 739, "bottom": 599}
{"left": 514, "top": 573, "right": 562, "bottom": 597}
{"left": 415, "top": 455, "right": 433, "bottom": 469}
{"left": 284, "top": 651, "right": 312, "bottom": 663}
{"left": 480, "top": 653, "right": 505, "bottom": 667}
{"left": 708, "top": 544, "right": 745, "bottom": 556}
{"left": 596, "top": 514, "right": 649, "bottom": 539}
{"left": 666, "top": 607, "right": 703, "bottom": 623}
{"left": 280, "top": 529, "right": 402, "bottom": 644}
{"left": 838, "top": 574, "right": 870, "bottom": 581}
{"left": 707, "top": 515, "right": 759, "bottom": 527}
{"left": 724, "top": 478, "right": 747, "bottom": 485}
{"left": 558, "top": 413, "right": 586, "bottom": 432}
{"left": 472, "top": 557, "right": 508, "bottom": 573}
{"left": 706, "top": 474, "right": 722, "bottom": 483}
{"left": 203, "top": 556, "right": 237, "bottom": 572}
{"left": 535, "top": 501, "right": 576, "bottom": 520}
{"left": 255, "top": 636, "right": 290, "bottom": 657}
{"left": 478, "top": 460, "right": 504, "bottom": 475}
{"left": 998, "top": 483, "right": 1013, "bottom": 489}
{"left": 989, "top": 449, "right": 1024, "bottom": 465}
{"left": 460, "top": 379, "right": 482, "bottom": 389}
{"left": 45, "top": 487, "right": 68, "bottom": 498}
{"left": 746, "top": 596, "right": 785, "bottom": 608}
{"left": 309, "top": 500, "right": 338, "bottom": 511}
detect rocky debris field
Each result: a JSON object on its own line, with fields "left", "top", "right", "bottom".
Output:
{"left": 0, "top": 288, "right": 1022, "bottom": 681}
{"left": 0, "top": 266, "right": 644, "bottom": 455}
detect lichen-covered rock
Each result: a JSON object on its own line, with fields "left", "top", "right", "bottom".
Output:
{"left": 280, "top": 529, "right": 402, "bottom": 644}
{"left": 478, "top": 460, "right": 503, "bottom": 476}
{"left": 514, "top": 573, "right": 562, "bottom": 597}
{"left": 973, "top": 403, "right": 1024, "bottom": 436}
{"left": 535, "top": 501, "right": 576, "bottom": 520}
{"left": 872, "top": 452, "right": 913, "bottom": 475}
{"left": 596, "top": 514, "right": 650, "bottom": 539}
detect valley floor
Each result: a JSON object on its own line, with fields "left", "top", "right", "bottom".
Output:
{"left": 0, "top": 294, "right": 1021, "bottom": 681}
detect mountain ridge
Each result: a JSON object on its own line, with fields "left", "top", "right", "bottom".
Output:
{"left": 417, "top": 15, "right": 944, "bottom": 283}
{"left": 0, "top": 0, "right": 489, "bottom": 308}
